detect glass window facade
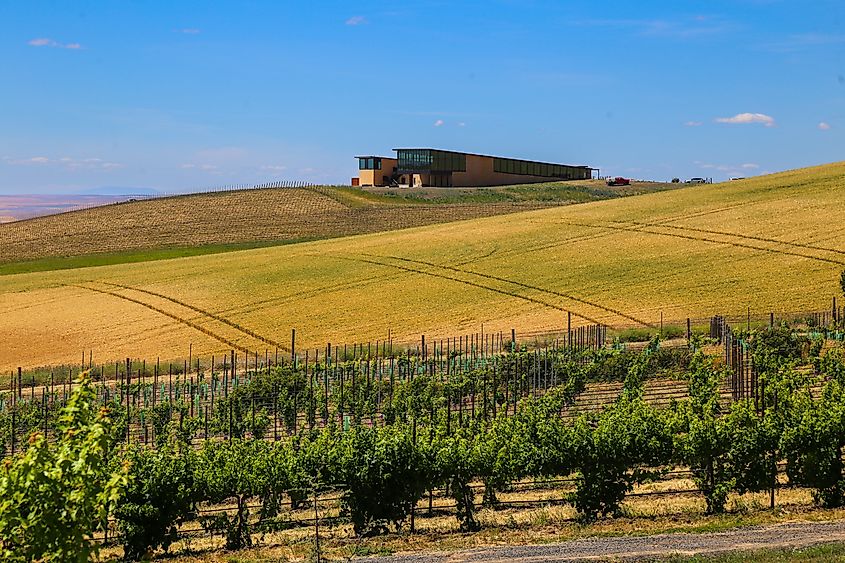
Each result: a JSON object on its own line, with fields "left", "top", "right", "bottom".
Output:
{"left": 397, "top": 149, "right": 466, "bottom": 172}
{"left": 493, "top": 157, "right": 590, "bottom": 179}
{"left": 358, "top": 157, "right": 383, "bottom": 170}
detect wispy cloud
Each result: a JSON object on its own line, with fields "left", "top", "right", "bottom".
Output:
{"left": 695, "top": 161, "right": 760, "bottom": 173}
{"left": 715, "top": 112, "right": 775, "bottom": 127}
{"left": 758, "top": 33, "right": 845, "bottom": 53}
{"left": 28, "top": 38, "right": 83, "bottom": 49}
{"left": 573, "top": 15, "right": 734, "bottom": 39}
{"left": 818, "top": 121, "right": 832, "bottom": 130}
{"left": 345, "top": 15, "right": 367, "bottom": 26}
{"left": 433, "top": 119, "right": 445, "bottom": 127}
{"left": 3, "top": 156, "right": 119, "bottom": 169}
{"left": 260, "top": 165, "right": 287, "bottom": 172}
{"left": 177, "top": 28, "right": 200, "bottom": 34}
{"left": 180, "top": 163, "right": 218, "bottom": 171}
{"left": 684, "top": 121, "right": 703, "bottom": 127}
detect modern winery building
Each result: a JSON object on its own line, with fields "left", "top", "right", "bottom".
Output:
{"left": 354, "top": 148, "right": 594, "bottom": 187}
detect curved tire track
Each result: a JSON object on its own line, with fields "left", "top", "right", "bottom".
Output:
{"left": 618, "top": 220, "right": 845, "bottom": 257}
{"left": 337, "top": 254, "right": 606, "bottom": 325}
{"left": 70, "top": 283, "right": 251, "bottom": 354}
{"left": 366, "top": 254, "right": 652, "bottom": 327}
{"left": 561, "top": 221, "right": 845, "bottom": 266}
{"left": 94, "top": 281, "right": 289, "bottom": 352}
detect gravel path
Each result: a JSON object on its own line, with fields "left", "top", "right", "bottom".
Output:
{"left": 361, "top": 519, "right": 845, "bottom": 562}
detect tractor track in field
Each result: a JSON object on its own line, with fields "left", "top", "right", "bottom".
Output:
{"left": 93, "top": 281, "right": 289, "bottom": 352}
{"left": 561, "top": 221, "right": 845, "bottom": 266}
{"left": 619, "top": 220, "right": 845, "bottom": 257}
{"left": 336, "top": 255, "right": 605, "bottom": 325}
{"left": 70, "top": 283, "right": 252, "bottom": 354}
{"left": 366, "top": 254, "right": 652, "bottom": 328}
{"left": 486, "top": 203, "right": 762, "bottom": 262}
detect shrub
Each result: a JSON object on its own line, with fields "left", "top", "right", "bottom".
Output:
{"left": 197, "top": 439, "right": 274, "bottom": 549}
{"left": 0, "top": 376, "right": 128, "bottom": 562}
{"left": 115, "top": 442, "right": 199, "bottom": 561}
{"left": 335, "top": 425, "right": 430, "bottom": 536}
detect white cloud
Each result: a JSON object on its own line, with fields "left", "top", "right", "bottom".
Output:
{"left": 818, "top": 122, "right": 831, "bottom": 130}
{"left": 695, "top": 161, "right": 760, "bottom": 173}
{"left": 433, "top": 119, "right": 445, "bottom": 127}
{"left": 4, "top": 156, "right": 119, "bottom": 169}
{"left": 457, "top": 122, "right": 466, "bottom": 127}
{"left": 260, "top": 165, "right": 287, "bottom": 172}
{"left": 715, "top": 112, "right": 775, "bottom": 127}
{"left": 684, "top": 121, "right": 703, "bottom": 127}
{"left": 345, "top": 16, "right": 367, "bottom": 26}
{"left": 28, "top": 38, "right": 83, "bottom": 49}
{"left": 177, "top": 28, "right": 200, "bottom": 34}
{"left": 180, "top": 163, "right": 219, "bottom": 172}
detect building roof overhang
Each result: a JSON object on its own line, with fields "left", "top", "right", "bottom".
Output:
{"left": 392, "top": 148, "right": 593, "bottom": 169}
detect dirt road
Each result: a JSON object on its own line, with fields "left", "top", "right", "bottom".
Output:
{"left": 363, "top": 519, "right": 845, "bottom": 562}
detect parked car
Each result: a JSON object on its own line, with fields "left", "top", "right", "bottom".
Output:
{"left": 606, "top": 176, "right": 631, "bottom": 186}
{"left": 687, "top": 177, "right": 707, "bottom": 184}
{"left": 729, "top": 177, "right": 745, "bottom": 181}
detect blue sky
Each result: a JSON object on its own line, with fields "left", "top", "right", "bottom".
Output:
{"left": 0, "top": 0, "right": 842, "bottom": 194}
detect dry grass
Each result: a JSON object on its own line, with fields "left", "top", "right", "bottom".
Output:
{"left": 95, "top": 477, "right": 845, "bottom": 562}
{"left": 0, "top": 188, "right": 559, "bottom": 265}
{"left": 0, "top": 162, "right": 843, "bottom": 371}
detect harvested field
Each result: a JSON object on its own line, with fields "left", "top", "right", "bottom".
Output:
{"left": 0, "top": 162, "right": 843, "bottom": 371}
{"left": 0, "top": 180, "right": 668, "bottom": 267}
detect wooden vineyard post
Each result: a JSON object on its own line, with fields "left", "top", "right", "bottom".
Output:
{"left": 291, "top": 329, "right": 296, "bottom": 363}
{"left": 313, "top": 480, "right": 321, "bottom": 563}
{"left": 770, "top": 312, "right": 774, "bottom": 329}
{"left": 324, "top": 344, "right": 330, "bottom": 425}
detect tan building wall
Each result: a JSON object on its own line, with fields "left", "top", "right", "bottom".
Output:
{"left": 359, "top": 158, "right": 398, "bottom": 186}
{"left": 358, "top": 169, "right": 378, "bottom": 186}
{"left": 452, "top": 154, "right": 560, "bottom": 186}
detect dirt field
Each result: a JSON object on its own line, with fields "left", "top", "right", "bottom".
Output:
{"left": 0, "top": 162, "right": 842, "bottom": 371}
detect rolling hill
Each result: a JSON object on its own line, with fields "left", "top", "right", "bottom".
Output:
{"left": 0, "top": 163, "right": 842, "bottom": 371}
{"left": 0, "top": 180, "right": 673, "bottom": 271}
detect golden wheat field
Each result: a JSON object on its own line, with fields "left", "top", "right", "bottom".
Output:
{"left": 0, "top": 180, "right": 662, "bottom": 265}
{"left": 0, "top": 162, "right": 843, "bottom": 371}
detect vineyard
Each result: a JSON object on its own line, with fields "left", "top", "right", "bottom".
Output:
{"left": 3, "top": 312, "right": 845, "bottom": 561}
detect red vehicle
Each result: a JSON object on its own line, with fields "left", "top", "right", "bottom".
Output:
{"left": 606, "top": 176, "right": 631, "bottom": 186}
